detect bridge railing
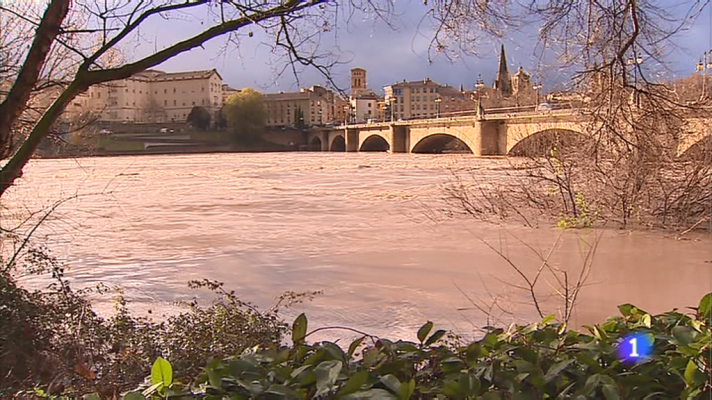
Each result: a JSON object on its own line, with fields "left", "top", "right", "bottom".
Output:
{"left": 332, "top": 103, "right": 581, "bottom": 128}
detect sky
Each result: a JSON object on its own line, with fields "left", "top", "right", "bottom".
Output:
{"left": 125, "top": 0, "right": 712, "bottom": 95}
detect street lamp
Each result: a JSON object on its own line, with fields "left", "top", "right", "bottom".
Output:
{"left": 696, "top": 50, "right": 712, "bottom": 100}
{"left": 434, "top": 96, "right": 442, "bottom": 119}
{"left": 533, "top": 83, "right": 543, "bottom": 110}
{"left": 626, "top": 54, "right": 644, "bottom": 107}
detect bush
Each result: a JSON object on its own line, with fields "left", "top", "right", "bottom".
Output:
{"left": 1, "top": 249, "right": 291, "bottom": 398}
{"left": 123, "top": 294, "right": 711, "bottom": 399}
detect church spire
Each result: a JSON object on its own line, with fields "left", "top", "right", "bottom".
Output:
{"left": 494, "top": 44, "right": 511, "bottom": 96}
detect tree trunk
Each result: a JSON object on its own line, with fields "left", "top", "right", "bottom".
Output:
{"left": 0, "top": 80, "right": 85, "bottom": 197}
{"left": 0, "top": 0, "right": 71, "bottom": 158}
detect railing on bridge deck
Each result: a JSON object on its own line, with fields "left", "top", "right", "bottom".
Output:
{"left": 333, "top": 103, "right": 579, "bottom": 129}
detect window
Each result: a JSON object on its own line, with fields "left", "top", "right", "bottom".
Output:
{"left": 202, "top": 87, "right": 205, "bottom": 92}
{"left": 155, "top": 91, "right": 157, "bottom": 94}
{"left": 192, "top": 101, "right": 195, "bottom": 106}
{"left": 173, "top": 88, "right": 176, "bottom": 93}
{"left": 164, "top": 89, "right": 167, "bottom": 94}
{"left": 126, "top": 88, "right": 128, "bottom": 93}
{"left": 368, "top": 103, "right": 372, "bottom": 108}
{"left": 201, "top": 99, "right": 205, "bottom": 105}
{"left": 164, "top": 100, "right": 167, "bottom": 106}
{"left": 98, "top": 92, "right": 101, "bottom": 98}
{"left": 132, "top": 102, "right": 135, "bottom": 106}
{"left": 133, "top": 89, "right": 135, "bottom": 93}
{"left": 173, "top": 100, "right": 176, "bottom": 106}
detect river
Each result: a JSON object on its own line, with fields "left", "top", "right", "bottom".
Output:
{"left": 6, "top": 153, "right": 712, "bottom": 341}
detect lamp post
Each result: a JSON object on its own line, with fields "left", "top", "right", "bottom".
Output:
{"left": 533, "top": 83, "right": 543, "bottom": 110}
{"left": 696, "top": 50, "right": 712, "bottom": 100}
{"left": 626, "top": 54, "right": 644, "bottom": 107}
{"left": 434, "top": 96, "right": 442, "bottom": 119}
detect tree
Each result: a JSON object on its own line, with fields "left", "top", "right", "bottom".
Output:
{"left": 0, "top": 0, "right": 397, "bottom": 197}
{"left": 222, "top": 88, "right": 267, "bottom": 144}
{"left": 187, "top": 106, "right": 212, "bottom": 131}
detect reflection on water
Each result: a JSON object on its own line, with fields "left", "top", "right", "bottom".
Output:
{"left": 7, "top": 153, "right": 712, "bottom": 341}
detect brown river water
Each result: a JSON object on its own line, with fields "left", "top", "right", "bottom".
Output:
{"left": 6, "top": 153, "right": 712, "bottom": 342}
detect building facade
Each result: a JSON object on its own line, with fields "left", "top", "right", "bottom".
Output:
{"left": 263, "top": 85, "right": 336, "bottom": 127}
{"left": 221, "top": 84, "right": 240, "bottom": 104}
{"left": 81, "top": 69, "right": 223, "bottom": 124}
{"left": 384, "top": 78, "right": 474, "bottom": 121}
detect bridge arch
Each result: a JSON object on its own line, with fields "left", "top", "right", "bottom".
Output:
{"left": 329, "top": 134, "right": 346, "bottom": 151}
{"left": 308, "top": 136, "right": 322, "bottom": 151}
{"left": 508, "top": 128, "right": 589, "bottom": 157}
{"left": 411, "top": 133, "right": 474, "bottom": 154}
{"left": 360, "top": 134, "right": 390, "bottom": 152}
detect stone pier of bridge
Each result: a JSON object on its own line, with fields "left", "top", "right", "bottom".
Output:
{"left": 314, "top": 118, "right": 512, "bottom": 156}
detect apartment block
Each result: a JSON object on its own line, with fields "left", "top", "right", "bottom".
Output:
{"left": 82, "top": 69, "right": 223, "bottom": 124}
{"left": 263, "top": 85, "right": 335, "bottom": 127}
{"left": 384, "top": 78, "right": 474, "bottom": 121}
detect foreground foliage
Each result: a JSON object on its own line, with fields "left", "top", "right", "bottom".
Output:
{"left": 117, "top": 295, "right": 712, "bottom": 399}
{"left": 0, "top": 250, "right": 293, "bottom": 398}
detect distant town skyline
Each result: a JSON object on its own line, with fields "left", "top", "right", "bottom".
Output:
{"left": 127, "top": 0, "right": 712, "bottom": 95}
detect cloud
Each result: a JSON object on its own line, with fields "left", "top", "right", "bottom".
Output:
{"left": 130, "top": 1, "right": 712, "bottom": 94}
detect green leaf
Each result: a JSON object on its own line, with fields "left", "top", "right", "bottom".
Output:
{"left": 618, "top": 304, "right": 634, "bottom": 317}
{"left": 583, "top": 374, "right": 602, "bottom": 395}
{"left": 264, "top": 384, "right": 291, "bottom": 396}
{"left": 292, "top": 313, "right": 308, "bottom": 344}
{"left": 684, "top": 359, "right": 706, "bottom": 387}
{"left": 338, "top": 370, "right": 370, "bottom": 396}
{"left": 672, "top": 326, "right": 695, "bottom": 347}
{"left": 151, "top": 357, "right": 173, "bottom": 388}
{"left": 315, "top": 360, "right": 343, "bottom": 397}
{"left": 417, "top": 321, "right": 433, "bottom": 343}
{"left": 380, "top": 374, "right": 402, "bottom": 394}
{"left": 348, "top": 336, "right": 366, "bottom": 358}
{"left": 541, "top": 314, "right": 556, "bottom": 325}
{"left": 343, "top": 389, "right": 398, "bottom": 399}
{"left": 83, "top": 395, "right": 101, "bottom": 400}
{"left": 698, "top": 292, "right": 712, "bottom": 323}
{"left": 398, "top": 379, "right": 415, "bottom": 400}
{"left": 641, "top": 314, "right": 651, "bottom": 328}
{"left": 425, "top": 329, "right": 447, "bottom": 346}
{"left": 442, "top": 379, "right": 460, "bottom": 397}
{"left": 544, "top": 359, "right": 574, "bottom": 382}
{"left": 602, "top": 384, "right": 620, "bottom": 400}
{"left": 121, "top": 392, "right": 145, "bottom": 400}
{"left": 458, "top": 374, "right": 480, "bottom": 396}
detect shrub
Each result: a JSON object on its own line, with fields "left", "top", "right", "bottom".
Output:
{"left": 1, "top": 248, "right": 290, "bottom": 398}
{"left": 124, "top": 293, "right": 711, "bottom": 399}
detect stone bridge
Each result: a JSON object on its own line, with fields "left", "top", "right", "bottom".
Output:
{"left": 307, "top": 109, "right": 710, "bottom": 158}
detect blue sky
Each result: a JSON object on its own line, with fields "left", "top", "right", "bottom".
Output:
{"left": 128, "top": 1, "right": 712, "bottom": 95}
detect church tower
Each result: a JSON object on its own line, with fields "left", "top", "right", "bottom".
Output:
{"left": 351, "top": 68, "right": 366, "bottom": 95}
{"left": 493, "top": 45, "right": 511, "bottom": 97}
